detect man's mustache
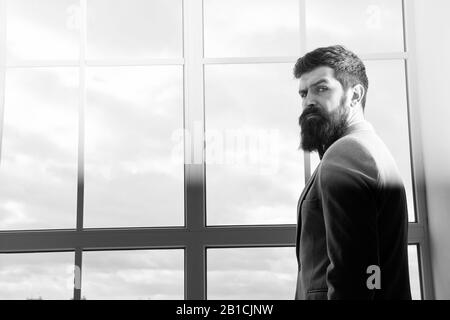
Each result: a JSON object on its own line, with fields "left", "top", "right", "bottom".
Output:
{"left": 299, "top": 107, "right": 327, "bottom": 125}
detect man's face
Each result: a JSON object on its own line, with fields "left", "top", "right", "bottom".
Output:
{"left": 298, "top": 66, "right": 351, "bottom": 154}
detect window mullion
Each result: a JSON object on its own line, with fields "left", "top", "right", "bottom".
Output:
{"left": 73, "top": 0, "right": 88, "bottom": 301}
{"left": 73, "top": 248, "right": 83, "bottom": 300}
{"left": 0, "top": 0, "right": 6, "bottom": 162}
{"left": 402, "top": 0, "right": 434, "bottom": 299}
{"left": 77, "top": 0, "right": 87, "bottom": 233}
{"left": 183, "top": 0, "right": 207, "bottom": 300}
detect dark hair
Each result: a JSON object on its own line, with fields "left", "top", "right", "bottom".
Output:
{"left": 293, "top": 45, "right": 369, "bottom": 109}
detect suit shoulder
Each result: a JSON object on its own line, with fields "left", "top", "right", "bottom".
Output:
{"left": 320, "top": 135, "right": 379, "bottom": 182}
{"left": 322, "top": 135, "right": 377, "bottom": 167}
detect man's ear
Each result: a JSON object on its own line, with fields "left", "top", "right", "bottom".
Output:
{"left": 351, "top": 84, "right": 365, "bottom": 107}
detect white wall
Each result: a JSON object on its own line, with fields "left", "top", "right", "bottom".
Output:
{"left": 413, "top": 0, "right": 450, "bottom": 299}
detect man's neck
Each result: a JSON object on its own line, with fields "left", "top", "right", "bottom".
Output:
{"left": 346, "top": 107, "right": 366, "bottom": 127}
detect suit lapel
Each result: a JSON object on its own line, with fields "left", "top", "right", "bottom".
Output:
{"left": 297, "top": 166, "right": 319, "bottom": 219}
{"left": 295, "top": 165, "right": 319, "bottom": 261}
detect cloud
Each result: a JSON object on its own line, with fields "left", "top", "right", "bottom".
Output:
{"left": 204, "top": 0, "right": 300, "bottom": 57}
{"left": 1, "top": 68, "right": 78, "bottom": 230}
{"left": 0, "top": 201, "right": 33, "bottom": 228}
{"left": 7, "top": 0, "right": 79, "bottom": 61}
{"left": 207, "top": 247, "right": 297, "bottom": 299}
{"left": 86, "top": 0, "right": 182, "bottom": 59}
{"left": 305, "top": 0, "right": 404, "bottom": 53}
{"left": 81, "top": 249, "right": 184, "bottom": 299}
{"left": 204, "top": 63, "right": 304, "bottom": 225}
{"left": 83, "top": 66, "right": 185, "bottom": 227}
{"left": 0, "top": 252, "right": 74, "bottom": 300}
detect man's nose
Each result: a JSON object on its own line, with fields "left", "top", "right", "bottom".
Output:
{"left": 303, "top": 92, "right": 316, "bottom": 109}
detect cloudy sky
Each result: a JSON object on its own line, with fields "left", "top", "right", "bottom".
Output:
{"left": 0, "top": 0, "right": 421, "bottom": 299}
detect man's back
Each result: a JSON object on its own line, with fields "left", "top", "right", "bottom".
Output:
{"left": 295, "top": 121, "right": 412, "bottom": 299}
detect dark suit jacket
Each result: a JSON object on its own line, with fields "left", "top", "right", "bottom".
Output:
{"left": 295, "top": 120, "right": 412, "bottom": 300}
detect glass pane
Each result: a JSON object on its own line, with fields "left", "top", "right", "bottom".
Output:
{"left": 310, "top": 151, "right": 321, "bottom": 175}
{"left": 0, "top": 68, "right": 78, "bottom": 230}
{"left": 207, "top": 247, "right": 297, "bottom": 300}
{"left": 305, "top": 0, "right": 404, "bottom": 54}
{"left": 0, "top": 252, "right": 75, "bottom": 299}
{"left": 205, "top": 63, "right": 304, "bottom": 225}
{"left": 87, "top": 0, "right": 183, "bottom": 60}
{"left": 6, "top": 0, "right": 80, "bottom": 61}
{"left": 364, "top": 60, "right": 415, "bottom": 222}
{"left": 82, "top": 249, "right": 184, "bottom": 299}
{"left": 408, "top": 245, "right": 422, "bottom": 300}
{"left": 204, "top": 0, "right": 300, "bottom": 57}
{"left": 84, "top": 66, "right": 184, "bottom": 228}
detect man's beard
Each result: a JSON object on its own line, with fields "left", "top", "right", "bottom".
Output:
{"left": 298, "top": 100, "right": 349, "bottom": 155}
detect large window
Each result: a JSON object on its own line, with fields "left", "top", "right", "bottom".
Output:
{"left": 0, "top": 0, "right": 433, "bottom": 300}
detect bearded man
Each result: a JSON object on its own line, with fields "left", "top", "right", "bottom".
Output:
{"left": 294, "top": 45, "right": 412, "bottom": 300}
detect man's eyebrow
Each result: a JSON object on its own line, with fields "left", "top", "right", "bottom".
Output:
{"left": 299, "top": 79, "right": 329, "bottom": 94}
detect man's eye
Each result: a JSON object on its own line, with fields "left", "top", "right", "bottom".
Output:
{"left": 318, "top": 86, "right": 328, "bottom": 92}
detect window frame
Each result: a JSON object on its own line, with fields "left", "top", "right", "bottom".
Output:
{"left": 0, "top": 0, "right": 434, "bottom": 300}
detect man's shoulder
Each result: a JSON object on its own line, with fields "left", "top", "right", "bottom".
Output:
{"left": 319, "top": 134, "right": 379, "bottom": 182}
{"left": 322, "top": 134, "right": 376, "bottom": 166}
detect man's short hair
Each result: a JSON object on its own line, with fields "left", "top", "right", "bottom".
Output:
{"left": 293, "top": 45, "right": 369, "bottom": 109}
